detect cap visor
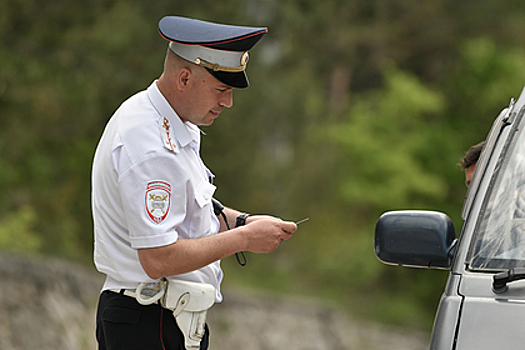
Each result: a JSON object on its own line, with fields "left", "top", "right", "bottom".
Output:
{"left": 206, "top": 69, "right": 249, "bottom": 89}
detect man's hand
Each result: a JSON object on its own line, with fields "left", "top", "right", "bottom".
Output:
{"left": 241, "top": 216, "right": 297, "bottom": 253}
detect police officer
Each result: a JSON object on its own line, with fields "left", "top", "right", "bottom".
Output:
{"left": 92, "top": 16, "right": 297, "bottom": 350}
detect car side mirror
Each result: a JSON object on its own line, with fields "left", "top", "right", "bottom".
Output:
{"left": 375, "top": 210, "right": 457, "bottom": 269}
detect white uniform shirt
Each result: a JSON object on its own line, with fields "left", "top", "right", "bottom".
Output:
{"left": 92, "top": 81, "right": 223, "bottom": 302}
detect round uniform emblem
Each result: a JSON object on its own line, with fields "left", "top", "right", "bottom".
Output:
{"left": 145, "top": 181, "right": 171, "bottom": 224}
{"left": 240, "top": 52, "right": 249, "bottom": 66}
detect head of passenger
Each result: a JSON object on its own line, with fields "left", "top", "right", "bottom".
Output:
{"left": 460, "top": 141, "right": 485, "bottom": 188}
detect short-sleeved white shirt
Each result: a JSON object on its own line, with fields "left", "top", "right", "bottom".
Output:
{"left": 92, "top": 81, "right": 223, "bottom": 302}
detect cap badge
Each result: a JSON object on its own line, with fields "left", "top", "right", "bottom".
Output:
{"left": 240, "top": 52, "right": 249, "bottom": 66}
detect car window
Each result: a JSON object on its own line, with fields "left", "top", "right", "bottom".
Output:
{"left": 468, "top": 108, "right": 525, "bottom": 271}
{"left": 462, "top": 108, "right": 509, "bottom": 221}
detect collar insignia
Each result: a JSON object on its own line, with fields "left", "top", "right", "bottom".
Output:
{"left": 160, "top": 117, "right": 179, "bottom": 153}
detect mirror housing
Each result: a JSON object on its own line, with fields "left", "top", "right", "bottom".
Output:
{"left": 375, "top": 210, "right": 457, "bottom": 269}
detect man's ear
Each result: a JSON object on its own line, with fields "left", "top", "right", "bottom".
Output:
{"left": 177, "top": 68, "right": 191, "bottom": 91}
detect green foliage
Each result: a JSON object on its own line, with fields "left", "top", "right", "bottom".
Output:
{"left": 446, "top": 37, "right": 525, "bottom": 145}
{"left": 326, "top": 67, "right": 447, "bottom": 210}
{"left": 0, "top": 206, "right": 41, "bottom": 253}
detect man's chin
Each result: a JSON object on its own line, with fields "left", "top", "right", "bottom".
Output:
{"left": 206, "top": 114, "right": 220, "bottom": 125}
{"left": 201, "top": 119, "right": 215, "bottom": 127}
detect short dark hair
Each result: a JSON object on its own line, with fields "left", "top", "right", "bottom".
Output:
{"left": 460, "top": 141, "right": 485, "bottom": 169}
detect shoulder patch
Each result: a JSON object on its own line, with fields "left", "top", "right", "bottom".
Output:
{"left": 145, "top": 180, "right": 171, "bottom": 224}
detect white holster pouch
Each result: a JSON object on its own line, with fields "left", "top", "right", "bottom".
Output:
{"left": 136, "top": 279, "right": 215, "bottom": 350}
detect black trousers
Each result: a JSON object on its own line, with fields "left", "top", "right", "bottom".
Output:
{"left": 96, "top": 290, "right": 210, "bottom": 350}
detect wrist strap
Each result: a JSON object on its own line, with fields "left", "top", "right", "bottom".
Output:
{"left": 235, "top": 213, "right": 249, "bottom": 266}
{"left": 235, "top": 213, "right": 250, "bottom": 227}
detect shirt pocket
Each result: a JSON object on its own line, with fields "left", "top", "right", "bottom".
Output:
{"left": 192, "top": 180, "right": 217, "bottom": 238}
{"left": 195, "top": 180, "right": 216, "bottom": 208}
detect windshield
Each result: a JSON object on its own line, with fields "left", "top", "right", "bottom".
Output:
{"left": 468, "top": 108, "right": 525, "bottom": 270}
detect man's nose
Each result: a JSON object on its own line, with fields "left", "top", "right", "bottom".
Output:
{"left": 220, "top": 90, "right": 233, "bottom": 108}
